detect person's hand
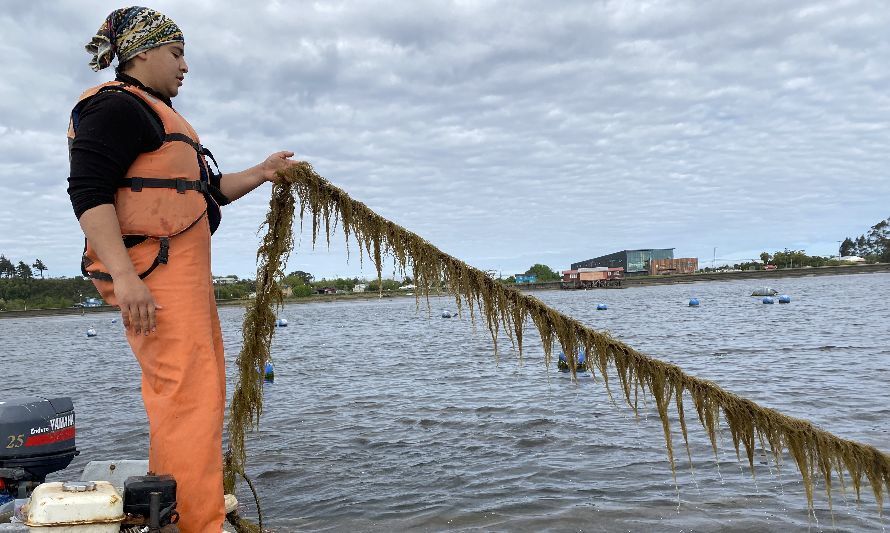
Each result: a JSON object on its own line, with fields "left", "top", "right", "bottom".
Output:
{"left": 260, "top": 151, "right": 302, "bottom": 183}
{"left": 114, "top": 273, "right": 162, "bottom": 336}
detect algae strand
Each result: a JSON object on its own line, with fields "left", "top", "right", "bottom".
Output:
{"left": 223, "top": 181, "right": 296, "bottom": 531}
{"left": 226, "top": 161, "right": 890, "bottom": 523}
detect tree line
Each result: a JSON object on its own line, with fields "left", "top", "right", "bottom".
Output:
{"left": 281, "top": 264, "right": 565, "bottom": 295}
{"left": 0, "top": 255, "right": 93, "bottom": 311}
{"left": 752, "top": 250, "right": 845, "bottom": 270}
{"left": 281, "top": 270, "right": 408, "bottom": 296}
{"left": 839, "top": 216, "right": 890, "bottom": 262}
{"left": 0, "top": 277, "right": 99, "bottom": 312}
{"left": 0, "top": 255, "right": 48, "bottom": 280}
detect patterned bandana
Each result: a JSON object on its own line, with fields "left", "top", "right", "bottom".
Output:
{"left": 85, "top": 6, "right": 184, "bottom": 72}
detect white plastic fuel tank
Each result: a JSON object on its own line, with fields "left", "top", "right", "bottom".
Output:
{"left": 24, "top": 481, "right": 123, "bottom": 533}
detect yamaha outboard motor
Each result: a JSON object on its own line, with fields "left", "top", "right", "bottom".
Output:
{"left": 0, "top": 397, "right": 78, "bottom": 500}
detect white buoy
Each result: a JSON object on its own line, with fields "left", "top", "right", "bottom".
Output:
{"left": 752, "top": 287, "right": 778, "bottom": 296}
{"left": 276, "top": 318, "right": 288, "bottom": 327}
{"left": 86, "top": 327, "right": 98, "bottom": 337}
{"left": 441, "top": 310, "right": 452, "bottom": 318}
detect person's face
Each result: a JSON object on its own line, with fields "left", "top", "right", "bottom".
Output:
{"left": 142, "top": 42, "right": 188, "bottom": 98}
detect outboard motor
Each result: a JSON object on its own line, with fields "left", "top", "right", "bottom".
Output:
{"left": 0, "top": 397, "right": 78, "bottom": 500}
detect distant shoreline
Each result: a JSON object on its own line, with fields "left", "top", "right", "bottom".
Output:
{"left": 502, "top": 262, "right": 890, "bottom": 291}
{"left": 0, "top": 290, "right": 422, "bottom": 319}
{"left": 1, "top": 263, "right": 886, "bottom": 319}
{"left": 624, "top": 262, "right": 890, "bottom": 287}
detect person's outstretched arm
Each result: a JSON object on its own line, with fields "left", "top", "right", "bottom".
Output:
{"left": 219, "top": 151, "right": 301, "bottom": 201}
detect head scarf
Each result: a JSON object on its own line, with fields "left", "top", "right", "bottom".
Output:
{"left": 85, "top": 6, "right": 184, "bottom": 72}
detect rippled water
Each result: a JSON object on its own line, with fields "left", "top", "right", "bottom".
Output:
{"left": 3, "top": 273, "right": 889, "bottom": 532}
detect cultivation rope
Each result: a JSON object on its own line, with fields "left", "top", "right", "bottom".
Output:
{"left": 224, "top": 162, "right": 890, "bottom": 530}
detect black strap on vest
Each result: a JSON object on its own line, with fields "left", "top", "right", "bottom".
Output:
{"left": 164, "top": 132, "right": 222, "bottom": 179}
{"left": 80, "top": 212, "right": 206, "bottom": 283}
{"left": 119, "top": 177, "right": 209, "bottom": 194}
{"left": 164, "top": 132, "right": 200, "bottom": 150}
{"left": 81, "top": 237, "right": 169, "bottom": 282}
{"left": 164, "top": 133, "right": 219, "bottom": 167}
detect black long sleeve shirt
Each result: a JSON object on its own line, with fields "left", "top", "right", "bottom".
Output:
{"left": 67, "top": 73, "right": 227, "bottom": 231}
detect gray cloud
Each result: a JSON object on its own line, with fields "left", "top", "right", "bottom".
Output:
{"left": 1, "top": 0, "right": 888, "bottom": 279}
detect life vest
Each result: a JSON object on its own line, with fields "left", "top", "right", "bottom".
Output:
{"left": 68, "top": 81, "right": 220, "bottom": 282}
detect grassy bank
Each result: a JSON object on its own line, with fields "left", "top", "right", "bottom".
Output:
{"left": 0, "top": 290, "right": 420, "bottom": 319}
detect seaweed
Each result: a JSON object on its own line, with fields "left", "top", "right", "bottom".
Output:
{"left": 224, "top": 162, "right": 890, "bottom": 524}
{"left": 223, "top": 182, "right": 296, "bottom": 532}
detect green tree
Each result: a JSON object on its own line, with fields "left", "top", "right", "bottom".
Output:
{"left": 291, "top": 283, "right": 314, "bottom": 297}
{"left": 32, "top": 259, "right": 47, "bottom": 279}
{"left": 15, "top": 261, "right": 33, "bottom": 280}
{"left": 287, "top": 270, "right": 314, "bottom": 285}
{"left": 0, "top": 276, "right": 97, "bottom": 310}
{"left": 524, "top": 264, "right": 560, "bottom": 281}
{"left": 838, "top": 237, "right": 854, "bottom": 257}
{"left": 854, "top": 235, "right": 867, "bottom": 255}
{"left": 282, "top": 274, "right": 314, "bottom": 297}
{"left": 312, "top": 277, "right": 357, "bottom": 291}
{"left": 0, "top": 255, "right": 13, "bottom": 278}
{"left": 366, "top": 279, "right": 401, "bottom": 292}
{"left": 759, "top": 252, "right": 771, "bottom": 264}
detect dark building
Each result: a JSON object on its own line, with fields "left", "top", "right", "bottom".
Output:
{"left": 571, "top": 249, "right": 674, "bottom": 276}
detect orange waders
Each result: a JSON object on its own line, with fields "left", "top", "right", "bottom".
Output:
{"left": 123, "top": 215, "right": 226, "bottom": 533}
{"left": 70, "top": 82, "right": 226, "bottom": 532}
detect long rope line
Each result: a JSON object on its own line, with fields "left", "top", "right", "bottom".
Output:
{"left": 224, "top": 162, "right": 890, "bottom": 529}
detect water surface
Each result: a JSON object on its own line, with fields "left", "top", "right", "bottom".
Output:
{"left": 3, "top": 273, "right": 889, "bottom": 531}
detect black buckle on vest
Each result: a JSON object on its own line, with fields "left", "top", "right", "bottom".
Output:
{"left": 158, "top": 237, "right": 170, "bottom": 264}
{"left": 131, "top": 177, "right": 144, "bottom": 192}
{"left": 175, "top": 179, "right": 187, "bottom": 194}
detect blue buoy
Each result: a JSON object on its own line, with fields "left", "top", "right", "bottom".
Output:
{"left": 441, "top": 310, "right": 452, "bottom": 318}
{"left": 689, "top": 298, "right": 700, "bottom": 307}
{"left": 778, "top": 295, "right": 791, "bottom": 304}
{"left": 596, "top": 303, "right": 608, "bottom": 311}
{"left": 276, "top": 318, "right": 288, "bottom": 327}
{"left": 557, "top": 350, "right": 587, "bottom": 372}
{"left": 762, "top": 297, "right": 775, "bottom": 304}
{"left": 86, "top": 327, "right": 97, "bottom": 337}
{"left": 111, "top": 318, "right": 118, "bottom": 324}
{"left": 263, "top": 361, "right": 274, "bottom": 383}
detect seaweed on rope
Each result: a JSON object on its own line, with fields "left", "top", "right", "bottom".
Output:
{"left": 223, "top": 181, "right": 295, "bottom": 533}
{"left": 224, "top": 162, "right": 890, "bottom": 528}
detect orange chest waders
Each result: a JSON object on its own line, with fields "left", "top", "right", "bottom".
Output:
{"left": 69, "top": 82, "right": 227, "bottom": 532}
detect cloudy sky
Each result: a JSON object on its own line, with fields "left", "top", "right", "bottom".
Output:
{"left": 1, "top": 0, "right": 888, "bottom": 280}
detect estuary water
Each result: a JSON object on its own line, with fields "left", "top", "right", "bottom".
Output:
{"left": 2, "top": 272, "right": 889, "bottom": 532}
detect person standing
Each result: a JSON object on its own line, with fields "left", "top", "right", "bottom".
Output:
{"left": 67, "top": 7, "right": 299, "bottom": 532}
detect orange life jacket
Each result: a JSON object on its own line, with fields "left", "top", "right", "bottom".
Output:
{"left": 68, "top": 81, "right": 219, "bottom": 282}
